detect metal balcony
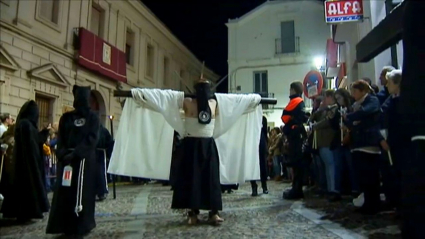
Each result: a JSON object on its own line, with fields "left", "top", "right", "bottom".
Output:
{"left": 275, "top": 37, "right": 300, "bottom": 55}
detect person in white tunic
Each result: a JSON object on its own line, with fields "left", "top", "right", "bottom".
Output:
{"left": 108, "top": 77, "right": 265, "bottom": 225}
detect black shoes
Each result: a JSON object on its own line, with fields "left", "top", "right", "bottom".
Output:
{"left": 328, "top": 193, "right": 342, "bottom": 202}
{"left": 283, "top": 189, "right": 304, "bottom": 200}
{"left": 251, "top": 186, "right": 258, "bottom": 196}
{"left": 251, "top": 185, "right": 268, "bottom": 196}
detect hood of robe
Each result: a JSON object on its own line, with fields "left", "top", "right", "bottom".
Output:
{"left": 16, "top": 100, "right": 39, "bottom": 128}
{"left": 194, "top": 81, "right": 213, "bottom": 125}
{"left": 72, "top": 85, "right": 91, "bottom": 116}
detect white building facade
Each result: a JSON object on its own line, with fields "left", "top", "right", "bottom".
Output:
{"left": 0, "top": 0, "right": 218, "bottom": 132}
{"left": 227, "top": 0, "right": 330, "bottom": 127}
{"left": 333, "top": 0, "right": 403, "bottom": 86}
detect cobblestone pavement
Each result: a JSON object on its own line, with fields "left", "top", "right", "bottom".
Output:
{"left": 0, "top": 181, "right": 401, "bottom": 239}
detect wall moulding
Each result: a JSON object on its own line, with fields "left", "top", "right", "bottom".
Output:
{"left": 28, "top": 63, "right": 70, "bottom": 88}
{"left": 0, "top": 43, "right": 20, "bottom": 71}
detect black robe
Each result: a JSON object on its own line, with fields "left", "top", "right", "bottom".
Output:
{"left": 169, "top": 131, "right": 182, "bottom": 188}
{"left": 95, "top": 124, "right": 114, "bottom": 197}
{"left": 46, "top": 86, "right": 100, "bottom": 235}
{"left": 1, "top": 101, "right": 50, "bottom": 220}
{"left": 400, "top": 2, "right": 425, "bottom": 237}
{"left": 171, "top": 136, "right": 222, "bottom": 211}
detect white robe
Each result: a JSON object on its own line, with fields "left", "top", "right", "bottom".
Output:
{"left": 107, "top": 88, "right": 263, "bottom": 184}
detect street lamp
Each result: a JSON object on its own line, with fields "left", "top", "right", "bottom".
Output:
{"left": 108, "top": 115, "right": 116, "bottom": 200}
{"left": 313, "top": 56, "right": 324, "bottom": 70}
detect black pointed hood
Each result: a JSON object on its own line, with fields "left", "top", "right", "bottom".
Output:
{"left": 72, "top": 85, "right": 91, "bottom": 116}
{"left": 16, "top": 100, "right": 39, "bottom": 128}
{"left": 194, "top": 81, "right": 213, "bottom": 124}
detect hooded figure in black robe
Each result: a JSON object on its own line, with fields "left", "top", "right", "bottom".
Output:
{"left": 95, "top": 124, "right": 114, "bottom": 201}
{"left": 46, "top": 85, "right": 100, "bottom": 236}
{"left": 1, "top": 101, "right": 50, "bottom": 222}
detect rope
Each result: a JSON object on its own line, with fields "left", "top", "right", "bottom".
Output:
{"left": 0, "top": 154, "right": 4, "bottom": 183}
{"left": 103, "top": 149, "right": 108, "bottom": 191}
{"left": 75, "top": 158, "right": 85, "bottom": 217}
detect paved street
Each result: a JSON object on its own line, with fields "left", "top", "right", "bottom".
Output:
{"left": 1, "top": 181, "right": 401, "bottom": 239}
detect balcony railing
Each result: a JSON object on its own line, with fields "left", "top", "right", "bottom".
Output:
{"left": 256, "top": 92, "right": 275, "bottom": 110}
{"left": 275, "top": 37, "right": 300, "bottom": 55}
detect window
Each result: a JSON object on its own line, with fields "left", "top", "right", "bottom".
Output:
{"left": 91, "top": 5, "right": 104, "bottom": 37}
{"left": 280, "top": 21, "right": 295, "bottom": 54}
{"left": 35, "top": 95, "right": 53, "bottom": 130}
{"left": 253, "top": 71, "right": 268, "bottom": 95}
{"left": 125, "top": 30, "right": 135, "bottom": 65}
{"left": 146, "top": 44, "right": 155, "bottom": 78}
{"left": 39, "top": 0, "right": 60, "bottom": 24}
{"left": 164, "top": 57, "right": 170, "bottom": 85}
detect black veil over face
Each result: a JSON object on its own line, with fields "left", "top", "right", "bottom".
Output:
{"left": 16, "top": 100, "right": 39, "bottom": 128}
{"left": 194, "top": 81, "right": 213, "bottom": 124}
{"left": 72, "top": 85, "right": 91, "bottom": 117}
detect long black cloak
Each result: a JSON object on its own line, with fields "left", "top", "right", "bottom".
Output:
{"left": 1, "top": 101, "right": 49, "bottom": 220}
{"left": 46, "top": 86, "right": 100, "bottom": 235}
{"left": 95, "top": 124, "right": 114, "bottom": 197}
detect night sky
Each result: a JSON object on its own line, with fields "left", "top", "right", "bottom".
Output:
{"left": 142, "top": 0, "right": 323, "bottom": 92}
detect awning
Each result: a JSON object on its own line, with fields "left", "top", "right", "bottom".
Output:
{"left": 356, "top": 1, "right": 405, "bottom": 63}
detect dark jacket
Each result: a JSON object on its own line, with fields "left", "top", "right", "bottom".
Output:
{"left": 376, "top": 87, "right": 390, "bottom": 106}
{"left": 344, "top": 94, "right": 383, "bottom": 149}
{"left": 381, "top": 96, "right": 410, "bottom": 149}
{"left": 281, "top": 94, "right": 306, "bottom": 137}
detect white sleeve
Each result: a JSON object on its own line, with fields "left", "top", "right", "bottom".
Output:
{"left": 213, "top": 93, "right": 261, "bottom": 138}
{"left": 108, "top": 89, "right": 185, "bottom": 180}
{"left": 214, "top": 94, "right": 263, "bottom": 184}
{"left": 131, "top": 88, "right": 185, "bottom": 136}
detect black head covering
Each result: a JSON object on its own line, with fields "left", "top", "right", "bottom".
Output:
{"left": 194, "top": 81, "right": 213, "bottom": 124}
{"left": 262, "top": 116, "right": 268, "bottom": 137}
{"left": 15, "top": 100, "right": 39, "bottom": 128}
{"left": 72, "top": 85, "right": 91, "bottom": 117}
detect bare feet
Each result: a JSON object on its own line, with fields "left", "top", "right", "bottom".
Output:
{"left": 209, "top": 214, "right": 224, "bottom": 225}
{"left": 187, "top": 215, "right": 198, "bottom": 225}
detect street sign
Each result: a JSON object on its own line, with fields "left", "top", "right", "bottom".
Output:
{"left": 303, "top": 70, "right": 324, "bottom": 99}
{"left": 325, "top": 0, "right": 364, "bottom": 23}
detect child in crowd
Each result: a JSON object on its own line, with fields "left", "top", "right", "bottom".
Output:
{"left": 43, "top": 137, "right": 52, "bottom": 192}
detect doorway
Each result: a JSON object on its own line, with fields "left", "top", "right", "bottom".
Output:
{"left": 90, "top": 90, "right": 107, "bottom": 126}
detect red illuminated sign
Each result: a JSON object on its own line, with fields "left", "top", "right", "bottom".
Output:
{"left": 325, "top": 0, "right": 364, "bottom": 23}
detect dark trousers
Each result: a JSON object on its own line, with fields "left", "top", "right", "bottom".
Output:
{"left": 96, "top": 153, "right": 109, "bottom": 197}
{"left": 352, "top": 151, "right": 381, "bottom": 210}
{"left": 287, "top": 133, "right": 304, "bottom": 193}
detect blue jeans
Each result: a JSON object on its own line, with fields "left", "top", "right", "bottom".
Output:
{"left": 313, "top": 155, "right": 327, "bottom": 192}
{"left": 333, "top": 146, "right": 359, "bottom": 194}
{"left": 319, "top": 147, "right": 336, "bottom": 193}
{"left": 273, "top": 155, "right": 282, "bottom": 177}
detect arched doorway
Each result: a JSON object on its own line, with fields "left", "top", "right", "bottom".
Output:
{"left": 90, "top": 90, "right": 107, "bottom": 127}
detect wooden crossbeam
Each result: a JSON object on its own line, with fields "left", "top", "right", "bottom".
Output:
{"left": 113, "top": 90, "right": 277, "bottom": 105}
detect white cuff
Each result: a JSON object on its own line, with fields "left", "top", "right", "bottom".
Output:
{"left": 412, "top": 135, "right": 425, "bottom": 142}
